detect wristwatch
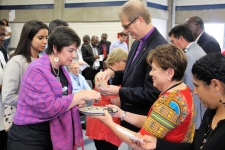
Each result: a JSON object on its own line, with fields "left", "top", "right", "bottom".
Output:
{"left": 120, "top": 111, "right": 126, "bottom": 121}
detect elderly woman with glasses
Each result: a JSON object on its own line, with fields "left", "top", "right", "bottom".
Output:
{"left": 86, "top": 48, "right": 128, "bottom": 150}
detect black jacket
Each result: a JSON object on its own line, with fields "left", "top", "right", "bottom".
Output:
{"left": 113, "top": 28, "right": 168, "bottom": 131}
{"left": 197, "top": 32, "right": 221, "bottom": 54}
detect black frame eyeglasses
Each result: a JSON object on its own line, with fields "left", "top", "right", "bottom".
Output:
{"left": 123, "top": 17, "right": 139, "bottom": 29}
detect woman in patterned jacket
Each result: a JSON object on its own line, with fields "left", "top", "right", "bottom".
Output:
{"left": 94, "top": 44, "right": 195, "bottom": 149}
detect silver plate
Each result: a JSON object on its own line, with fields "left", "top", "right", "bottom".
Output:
{"left": 79, "top": 106, "right": 118, "bottom": 116}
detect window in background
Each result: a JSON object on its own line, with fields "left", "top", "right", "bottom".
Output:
{"left": 204, "top": 23, "right": 224, "bottom": 51}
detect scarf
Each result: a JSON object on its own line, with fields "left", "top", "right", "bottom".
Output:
{"left": 49, "top": 63, "right": 84, "bottom": 150}
{"left": 50, "top": 103, "right": 84, "bottom": 150}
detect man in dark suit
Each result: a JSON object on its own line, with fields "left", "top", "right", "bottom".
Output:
{"left": 81, "top": 35, "right": 102, "bottom": 86}
{"left": 82, "top": 35, "right": 90, "bottom": 46}
{"left": 97, "top": 0, "right": 168, "bottom": 133}
{"left": 185, "top": 16, "right": 221, "bottom": 54}
{"left": 97, "top": 33, "right": 111, "bottom": 60}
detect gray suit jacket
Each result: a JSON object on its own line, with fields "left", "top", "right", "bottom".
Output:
{"left": 183, "top": 42, "right": 206, "bottom": 129}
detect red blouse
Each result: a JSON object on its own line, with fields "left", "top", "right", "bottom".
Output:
{"left": 139, "top": 87, "right": 195, "bottom": 143}
{"left": 86, "top": 87, "right": 122, "bottom": 147}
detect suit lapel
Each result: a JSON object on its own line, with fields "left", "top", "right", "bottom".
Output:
{"left": 124, "top": 41, "right": 139, "bottom": 73}
{"left": 87, "top": 45, "right": 94, "bottom": 56}
{"left": 187, "top": 42, "right": 197, "bottom": 51}
{"left": 197, "top": 32, "right": 206, "bottom": 46}
{"left": 122, "top": 28, "right": 158, "bottom": 84}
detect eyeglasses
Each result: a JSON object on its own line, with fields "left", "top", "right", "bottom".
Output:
{"left": 123, "top": 17, "right": 139, "bottom": 29}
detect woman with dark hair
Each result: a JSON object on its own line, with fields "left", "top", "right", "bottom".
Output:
{"left": 134, "top": 53, "right": 225, "bottom": 150}
{"left": 2, "top": 20, "right": 48, "bottom": 131}
{"left": 7, "top": 26, "right": 101, "bottom": 150}
{"left": 2, "top": 19, "right": 11, "bottom": 51}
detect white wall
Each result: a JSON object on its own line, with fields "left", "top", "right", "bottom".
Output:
{"left": 0, "top": 0, "right": 53, "bottom": 5}
{"left": 152, "top": 18, "right": 167, "bottom": 38}
{"left": 147, "top": 0, "right": 167, "bottom": 6}
{"left": 205, "top": 23, "right": 224, "bottom": 50}
{"left": 176, "top": 0, "right": 225, "bottom": 6}
{"left": 65, "top": 0, "right": 124, "bottom": 3}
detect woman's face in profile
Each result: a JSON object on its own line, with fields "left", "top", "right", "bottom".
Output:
{"left": 2, "top": 20, "right": 6, "bottom": 26}
{"left": 31, "top": 28, "right": 48, "bottom": 53}
{"left": 149, "top": 61, "right": 169, "bottom": 91}
{"left": 193, "top": 76, "right": 219, "bottom": 109}
{"left": 117, "top": 58, "right": 127, "bottom": 70}
{"left": 56, "top": 43, "right": 77, "bottom": 66}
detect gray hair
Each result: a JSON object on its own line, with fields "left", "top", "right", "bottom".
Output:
{"left": 68, "top": 60, "right": 79, "bottom": 70}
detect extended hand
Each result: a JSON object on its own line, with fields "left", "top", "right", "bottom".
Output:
{"left": 99, "top": 85, "right": 120, "bottom": 96}
{"left": 78, "top": 100, "right": 86, "bottom": 108}
{"left": 94, "top": 55, "right": 100, "bottom": 59}
{"left": 96, "top": 69, "right": 114, "bottom": 81}
{"left": 132, "top": 135, "right": 157, "bottom": 150}
{"left": 106, "top": 104, "right": 123, "bottom": 118}
{"left": 75, "top": 90, "right": 101, "bottom": 104}
{"left": 91, "top": 110, "right": 114, "bottom": 127}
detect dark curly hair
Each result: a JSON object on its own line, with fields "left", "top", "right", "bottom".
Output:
{"left": 192, "top": 52, "right": 225, "bottom": 85}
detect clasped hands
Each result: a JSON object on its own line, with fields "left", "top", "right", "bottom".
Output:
{"left": 95, "top": 71, "right": 120, "bottom": 96}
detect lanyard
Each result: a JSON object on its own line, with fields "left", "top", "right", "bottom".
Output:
{"left": 162, "top": 81, "right": 183, "bottom": 94}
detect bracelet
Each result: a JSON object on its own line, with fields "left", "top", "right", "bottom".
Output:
{"left": 120, "top": 111, "right": 126, "bottom": 121}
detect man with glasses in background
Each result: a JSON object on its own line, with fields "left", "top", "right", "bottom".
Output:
{"left": 69, "top": 61, "right": 91, "bottom": 94}
{"left": 97, "top": 1, "right": 168, "bottom": 147}
{"left": 109, "top": 31, "right": 128, "bottom": 53}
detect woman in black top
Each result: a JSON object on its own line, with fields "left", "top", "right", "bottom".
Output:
{"left": 134, "top": 53, "right": 225, "bottom": 150}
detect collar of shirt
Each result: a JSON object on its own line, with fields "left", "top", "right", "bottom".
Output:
{"left": 69, "top": 72, "right": 79, "bottom": 78}
{"left": 90, "top": 44, "right": 94, "bottom": 49}
{"left": 140, "top": 27, "right": 155, "bottom": 43}
{"left": 184, "top": 42, "right": 194, "bottom": 53}
{"left": 116, "top": 39, "right": 124, "bottom": 44}
{"left": 69, "top": 72, "right": 80, "bottom": 84}
{"left": 195, "top": 31, "right": 204, "bottom": 42}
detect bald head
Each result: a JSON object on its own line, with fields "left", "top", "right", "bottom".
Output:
{"left": 83, "top": 35, "right": 90, "bottom": 45}
{"left": 101, "top": 33, "right": 108, "bottom": 43}
{"left": 185, "top": 16, "right": 204, "bottom": 39}
{"left": 185, "top": 16, "right": 204, "bottom": 29}
{"left": 91, "top": 35, "right": 99, "bottom": 47}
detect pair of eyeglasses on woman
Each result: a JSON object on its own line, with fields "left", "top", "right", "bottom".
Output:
{"left": 123, "top": 17, "right": 139, "bottom": 29}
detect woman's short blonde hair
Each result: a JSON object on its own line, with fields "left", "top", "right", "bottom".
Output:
{"left": 146, "top": 44, "right": 187, "bottom": 81}
{"left": 106, "top": 48, "right": 128, "bottom": 67}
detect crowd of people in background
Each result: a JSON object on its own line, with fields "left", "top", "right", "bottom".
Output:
{"left": 0, "top": 0, "right": 225, "bottom": 150}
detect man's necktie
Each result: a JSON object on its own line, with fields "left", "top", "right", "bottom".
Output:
{"left": 132, "top": 40, "right": 143, "bottom": 63}
{"left": 102, "top": 43, "right": 107, "bottom": 58}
